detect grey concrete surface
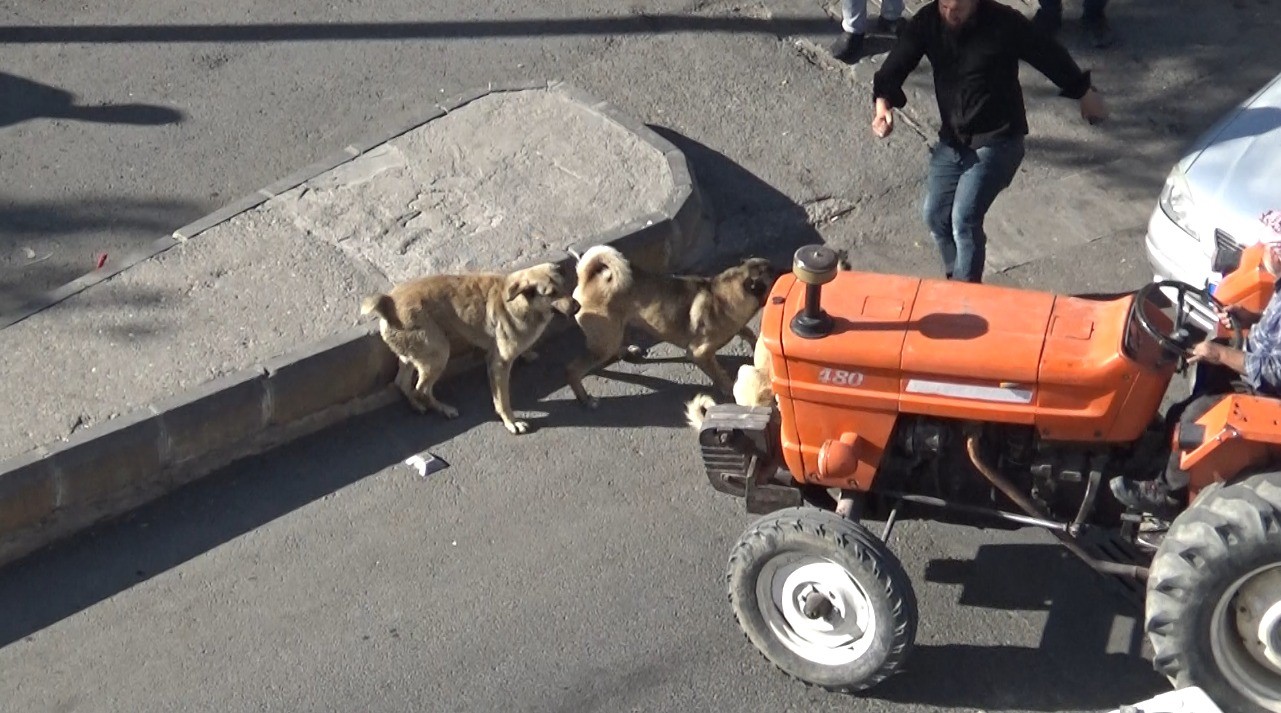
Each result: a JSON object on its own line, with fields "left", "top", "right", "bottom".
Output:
{"left": 0, "top": 85, "right": 679, "bottom": 464}
{"left": 281, "top": 89, "right": 672, "bottom": 282}
{"left": 3, "top": 0, "right": 1281, "bottom": 708}
{"left": 0, "top": 333, "right": 1169, "bottom": 713}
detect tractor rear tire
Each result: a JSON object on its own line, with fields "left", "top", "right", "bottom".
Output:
{"left": 726, "top": 506, "right": 917, "bottom": 693}
{"left": 1146, "top": 471, "right": 1281, "bottom": 712}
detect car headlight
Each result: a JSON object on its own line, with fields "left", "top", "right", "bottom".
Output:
{"left": 1159, "top": 169, "right": 1197, "bottom": 237}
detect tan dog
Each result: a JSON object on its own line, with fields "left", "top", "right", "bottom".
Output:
{"left": 685, "top": 248, "right": 855, "bottom": 429}
{"left": 361, "top": 262, "right": 578, "bottom": 435}
{"left": 685, "top": 336, "right": 776, "bottom": 428}
{"left": 565, "top": 245, "right": 777, "bottom": 408}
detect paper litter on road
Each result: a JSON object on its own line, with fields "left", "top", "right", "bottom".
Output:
{"left": 404, "top": 452, "right": 449, "bottom": 478}
{"left": 1110, "top": 686, "right": 1223, "bottom": 713}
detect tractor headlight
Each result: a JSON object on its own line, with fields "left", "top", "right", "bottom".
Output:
{"left": 1159, "top": 169, "right": 1197, "bottom": 237}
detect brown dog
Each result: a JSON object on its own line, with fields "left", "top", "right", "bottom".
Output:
{"left": 684, "top": 248, "right": 853, "bottom": 429}
{"left": 361, "top": 262, "right": 578, "bottom": 435}
{"left": 565, "top": 245, "right": 777, "bottom": 408}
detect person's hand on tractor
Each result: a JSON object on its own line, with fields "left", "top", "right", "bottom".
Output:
{"left": 1219, "top": 303, "right": 1262, "bottom": 330}
{"left": 1187, "top": 340, "right": 1247, "bottom": 374}
{"left": 872, "top": 98, "right": 895, "bottom": 138}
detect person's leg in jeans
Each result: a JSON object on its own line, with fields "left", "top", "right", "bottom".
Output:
{"left": 923, "top": 142, "right": 964, "bottom": 279}
{"left": 830, "top": 0, "right": 869, "bottom": 63}
{"left": 876, "top": 0, "right": 907, "bottom": 34}
{"left": 947, "top": 136, "right": 1025, "bottom": 283}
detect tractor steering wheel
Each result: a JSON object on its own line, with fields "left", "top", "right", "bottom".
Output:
{"left": 1133, "top": 280, "right": 1245, "bottom": 360}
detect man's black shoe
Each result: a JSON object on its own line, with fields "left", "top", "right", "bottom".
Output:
{"left": 830, "top": 32, "right": 865, "bottom": 64}
{"left": 1082, "top": 16, "right": 1116, "bottom": 48}
{"left": 1110, "top": 477, "right": 1179, "bottom": 516}
{"left": 875, "top": 16, "right": 908, "bottom": 37}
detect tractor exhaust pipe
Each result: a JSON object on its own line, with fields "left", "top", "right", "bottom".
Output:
{"left": 964, "top": 436, "right": 1149, "bottom": 581}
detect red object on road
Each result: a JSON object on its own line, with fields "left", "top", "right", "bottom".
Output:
{"left": 95, "top": 253, "right": 108, "bottom": 269}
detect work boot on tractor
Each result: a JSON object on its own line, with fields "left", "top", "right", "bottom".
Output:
{"left": 1109, "top": 477, "right": 1179, "bottom": 517}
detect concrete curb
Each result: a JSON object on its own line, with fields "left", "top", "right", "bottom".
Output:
{"left": 0, "top": 81, "right": 708, "bottom": 567}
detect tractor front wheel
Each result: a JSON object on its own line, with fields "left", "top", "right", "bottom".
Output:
{"left": 1146, "top": 471, "right": 1281, "bottom": 713}
{"left": 726, "top": 507, "right": 917, "bottom": 692}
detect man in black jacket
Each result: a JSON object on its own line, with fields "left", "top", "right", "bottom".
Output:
{"left": 871, "top": 0, "right": 1108, "bottom": 283}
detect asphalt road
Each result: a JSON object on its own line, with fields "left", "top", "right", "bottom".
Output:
{"left": 4, "top": 0, "right": 1281, "bottom": 710}
{"left": 0, "top": 334, "right": 1168, "bottom": 713}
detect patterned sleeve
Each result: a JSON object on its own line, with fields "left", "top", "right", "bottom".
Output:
{"left": 1245, "top": 315, "right": 1281, "bottom": 392}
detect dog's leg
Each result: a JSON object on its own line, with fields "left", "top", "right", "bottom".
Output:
{"left": 406, "top": 324, "right": 458, "bottom": 419}
{"left": 393, "top": 361, "right": 427, "bottom": 413}
{"left": 565, "top": 315, "right": 625, "bottom": 410}
{"left": 736, "top": 325, "right": 758, "bottom": 348}
{"left": 487, "top": 353, "right": 528, "bottom": 435}
{"left": 519, "top": 350, "right": 540, "bottom": 363}
{"left": 690, "top": 344, "right": 736, "bottom": 395}
{"left": 411, "top": 360, "right": 459, "bottom": 419}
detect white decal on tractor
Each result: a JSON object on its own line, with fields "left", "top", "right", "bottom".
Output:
{"left": 905, "top": 379, "right": 1033, "bottom": 404}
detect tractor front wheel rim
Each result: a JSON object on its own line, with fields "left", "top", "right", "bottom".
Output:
{"left": 758, "top": 556, "right": 876, "bottom": 667}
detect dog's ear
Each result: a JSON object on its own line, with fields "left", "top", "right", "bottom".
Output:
{"left": 835, "top": 249, "right": 853, "bottom": 271}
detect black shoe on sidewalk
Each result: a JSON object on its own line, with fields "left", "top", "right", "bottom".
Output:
{"left": 1110, "top": 477, "right": 1179, "bottom": 516}
{"left": 830, "top": 32, "right": 865, "bottom": 64}
{"left": 875, "top": 16, "right": 908, "bottom": 37}
{"left": 1082, "top": 16, "right": 1116, "bottom": 48}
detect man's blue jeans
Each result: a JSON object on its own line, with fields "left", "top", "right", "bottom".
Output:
{"left": 840, "top": 0, "right": 904, "bottom": 33}
{"left": 922, "top": 136, "right": 1025, "bottom": 283}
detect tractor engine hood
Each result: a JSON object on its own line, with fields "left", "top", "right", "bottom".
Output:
{"left": 768, "top": 270, "right": 1168, "bottom": 442}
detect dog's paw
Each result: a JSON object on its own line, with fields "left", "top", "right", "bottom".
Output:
{"left": 437, "top": 403, "right": 460, "bottom": 419}
{"left": 581, "top": 396, "right": 600, "bottom": 410}
{"left": 506, "top": 420, "right": 531, "bottom": 435}
{"left": 520, "top": 350, "right": 540, "bottom": 363}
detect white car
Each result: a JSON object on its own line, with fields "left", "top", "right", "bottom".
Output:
{"left": 1144, "top": 70, "right": 1281, "bottom": 290}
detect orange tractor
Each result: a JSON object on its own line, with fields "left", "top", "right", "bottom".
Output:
{"left": 695, "top": 243, "right": 1281, "bottom": 712}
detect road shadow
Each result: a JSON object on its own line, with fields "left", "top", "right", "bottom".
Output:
{"left": 645, "top": 125, "right": 826, "bottom": 270}
{"left": 1019, "top": 0, "right": 1281, "bottom": 194}
{"left": 0, "top": 196, "right": 205, "bottom": 316}
{"left": 869, "top": 542, "right": 1166, "bottom": 711}
{"left": 0, "top": 15, "right": 834, "bottom": 45}
{"left": 0, "top": 72, "right": 184, "bottom": 128}
{"left": 0, "top": 323, "right": 746, "bottom": 646}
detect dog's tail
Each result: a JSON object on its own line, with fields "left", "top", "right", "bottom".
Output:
{"left": 685, "top": 393, "right": 718, "bottom": 430}
{"left": 573, "top": 245, "right": 633, "bottom": 303}
{"left": 360, "top": 293, "right": 402, "bottom": 330}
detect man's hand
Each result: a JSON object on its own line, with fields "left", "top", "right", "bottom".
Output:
{"left": 1079, "top": 88, "right": 1108, "bottom": 125}
{"left": 872, "top": 98, "right": 895, "bottom": 138}
{"left": 1220, "top": 304, "right": 1262, "bottom": 330}
{"left": 1187, "top": 341, "right": 1225, "bottom": 365}
{"left": 1188, "top": 339, "right": 1250, "bottom": 375}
